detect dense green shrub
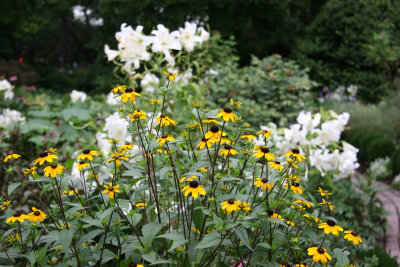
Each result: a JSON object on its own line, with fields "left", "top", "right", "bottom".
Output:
{"left": 392, "top": 149, "right": 400, "bottom": 176}
{"left": 349, "top": 132, "right": 382, "bottom": 162}
{"left": 366, "top": 137, "right": 396, "bottom": 163}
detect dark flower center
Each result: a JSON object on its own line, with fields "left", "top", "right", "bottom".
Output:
{"left": 317, "top": 247, "right": 325, "bottom": 254}
{"left": 79, "top": 161, "right": 86, "bottom": 165}
{"left": 125, "top": 88, "right": 133, "bottom": 93}
{"left": 51, "top": 164, "right": 58, "bottom": 169}
{"left": 267, "top": 210, "right": 274, "bottom": 216}
{"left": 161, "top": 134, "right": 168, "bottom": 139}
{"left": 224, "top": 145, "right": 232, "bottom": 150}
{"left": 160, "top": 114, "right": 166, "bottom": 118}
{"left": 108, "top": 187, "right": 114, "bottom": 192}
{"left": 202, "top": 138, "right": 208, "bottom": 142}
{"left": 292, "top": 182, "right": 300, "bottom": 187}
{"left": 40, "top": 152, "right": 48, "bottom": 158}
{"left": 274, "top": 161, "right": 280, "bottom": 164}
{"left": 34, "top": 211, "right": 41, "bottom": 216}
{"left": 83, "top": 149, "right": 90, "bottom": 154}
{"left": 327, "top": 219, "right": 336, "bottom": 226}
{"left": 239, "top": 204, "right": 244, "bottom": 209}
{"left": 261, "top": 147, "right": 269, "bottom": 153}
{"left": 189, "top": 181, "right": 199, "bottom": 188}
{"left": 14, "top": 212, "right": 21, "bottom": 217}
{"left": 129, "top": 263, "right": 138, "bottom": 267}
{"left": 262, "top": 178, "right": 269, "bottom": 183}
{"left": 223, "top": 107, "right": 232, "bottom": 113}
{"left": 210, "top": 125, "right": 219, "bottom": 133}
{"left": 228, "top": 199, "right": 235, "bottom": 204}
{"left": 292, "top": 148, "right": 299, "bottom": 154}
{"left": 351, "top": 231, "right": 358, "bottom": 236}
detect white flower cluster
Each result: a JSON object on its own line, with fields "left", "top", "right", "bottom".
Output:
{"left": 70, "top": 90, "right": 87, "bottom": 103}
{"left": 72, "top": 5, "right": 103, "bottom": 26}
{"left": 104, "top": 22, "right": 209, "bottom": 73}
{"left": 367, "top": 157, "right": 391, "bottom": 180}
{"left": 0, "top": 79, "right": 14, "bottom": 100}
{"left": 0, "top": 108, "right": 25, "bottom": 128}
{"left": 257, "top": 111, "right": 359, "bottom": 179}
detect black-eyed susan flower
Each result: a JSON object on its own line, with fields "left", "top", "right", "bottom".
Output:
{"left": 4, "top": 153, "right": 21, "bottom": 163}
{"left": 291, "top": 200, "right": 314, "bottom": 210}
{"left": 254, "top": 178, "right": 275, "bottom": 191}
{"left": 130, "top": 263, "right": 144, "bottom": 267}
{"left": 7, "top": 233, "right": 20, "bottom": 244}
{"left": 192, "top": 227, "right": 200, "bottom": 234}
{"left": 108, "top": 138, "right": 121, "bottom": 144}
{"left": 198, "top": 167, "right": 208, "bottom": 173}
{"left": 111, "top": 85, "right": 126, "bottom": 94}
{"left": 344, "top": 230, "right": 362, "bottom": 245}
{"left": 217, "top": 107, "right": 238, "bottom": 122}
{"left": 268, "top": 210, "right": 284, "bottom": 222}
{"left": 285, "top": 182, "right": 303, "bottom": 194}
{"left": 63, "top": 189, "right": 78, "bottom": 195}
{"left": 253, "top": 146, "right": 275, "bottom": 161}
{"left": 46, "top": 147, "right": 58, "bottom": 154}
{"left": 107, "top": 152, "right": 130, "bottom": 166}
{"left": 241, "top": 134, "right": 256, "bottom": 141}
{"left": 129, "top": 110, "right": 147, "bottom": 121}
{"left": 44, "top": 164, "right": 64, "bottom": 178}
{"left": 6, "top": 212, "right": 28, "bottom": 223}
{"left": 304, "top": 214, "right": 320, "bottom": 223}
{"left": 151, "top": 99, "right": 162, "bottom": 105}
{"left": 230, "top": 99, "right": 242, "bottom": 108}
{"left": 24, "top": 166, "right": 37, "bottom": 175}
{"left": 118, "top": 88, "right": 141, "bottom": 103}
{"left": 180, "top": 176, "right": 197, "bottom": 183}
{"left": 221, "top": 199, "right": 240, "bottom": 214}
{"left": 236, "top": 200, "right": 251, "bottom": 211}
{"left": 317, "top": 187, "right": 332, "bottom": 198}
{"left": 77, "top": 149, "right": 98, "bottom": 161}
{"left": 76, "top": 161, "right": 89, "bottom": 171}
{"left": 156, "top": 114, "right": 177, "bottom": 127}
{"left": 286, "top": 220, "right": 295, "bottom": 227}
{"left": 0, "top": 200, "right": 11, "bottom": 210}
{"left": 319, "top": 199, "right": 334, "bottom": 211}
{"left": 163, "top": 70, "right": 179, "bottom": 81}
{"left": 286, "top": 158, "right": 299, "bottom": 168}
{"left": 33, "top": 151, "right": 58, "bottom": 165}
{"left": 257, "top": 129, "right": 272, "bottom": 139}
{"left": 203, "top": 118, "right": 219, "bottom": 124}
{"left": 156, "top": 134, "right": 175, "bottom": 146}
{"left": 135, "top": 202, "right": 147, "bottom": 207}
{"left": 120, "top": 144, "right": 133, "bottom": 152}
{"left": 103, "top": 183, "right": 120, "bottom": 199}
{"left": 205, "top": 125, "right": 226, "bottom": 143}
{"left": 116, "top": 106, "right": 126, "bottom": 112}
{"left": 219, "top": 138, "right": 232, "bottom": 145}
{"left": 219, "top": 145, "right": 238, "bottom": 156}
{"left": 28, "top": 207, "right": 46, "bottom": 222}
{"left": 285, "top": 148, "right": 306, "bottom": 162}
{"left": 319, "top": 219, "right": 343, "bottom": 236}
{"left": 156, "top": 148, "right": 170, "bottom": 154}
{"left": 268, "top": 161, "right": 283, "bottom": 171}
{"left": 307, "top": 247, "right": 331, "bottom": 264}
{"left": 197, "top": 138, "right": 212, "bottom": 149}
{"left": 181, "top": 181, "right": 206, "bottom": 199}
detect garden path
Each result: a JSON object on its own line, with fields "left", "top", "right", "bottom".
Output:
{"left": 375, "top": 181, "right": 400, "bottom": 264}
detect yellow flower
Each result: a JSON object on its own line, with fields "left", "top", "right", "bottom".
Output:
{"left": 268, "top": 161, "right": 283, "bottom": 171}
{"left": 0, "top": 200, "right": 11, "bottom": 210}
{"left": 156, "top": 148, "right": 170, "bottom": 154}
{"left": 111, "top": 84, "right": 126, "bottom": 94}
{"left": 268, "top": 210, "right": 284, "bottom": 223}
{"left": 291, "top": 200, "right": 314, "bottom": 210}
{"left": 285, "top": 149, "right": 306, "bottom": 162}
{"left": 108, "top": 138, "right": 121, "bottom": 144}
{"left": 317, "top": 187, "right": 332, "bottom": 198}
{"left": 180, "top": 176, "right": 197, "bottom": 183}
{"left": 241, "top": 134, "right": 256, "bottom": 141}
{"left": 77, "top": 149, "right": 98, "bottom": 161}
{"left": 344, "top": 230, "right": 362, "bottom": 245}
{"left": 117, "top": 106, "right": 126, "bottom": 112}
{"left": 286, "top": 158, "right": 299, "bottom": 168}
{"left": 307, "top": 247, "right": 332, "bottom": 264}
{"left": 156, "top": 114, "right": 177, "bottom": 127}
{"left": 156, "top": 134, "right": 175, "bottom": 146}
{"left": 319, "top": 219, "right": 343, "bottom": 236}
{"left": 102, "top": 183, "right": 120, "bottom": 199}
{"left": 33, "top": 151, "right": 58, "bottom": 165}
{"left": 284, "top": 182, "right": 303, "bottom": 194}
{"left": 44, "top": 164, "right": 64, "bottom": 178}
{"left": 6, "top": 212, "right": 28, "bottom": 223}
{"left": 254, "top": 178, "right": 275, "bottom": 191}
{"left": 303, "top": 214, "right": 320, "bottom": 223}
{"left": 252, "top": 146, "right": 275, "bottom": 161}
{"left": 129, "top": 110, "right": 147, "bottom": 121}
{"left": 28, "top": 207, "right": 47, "bottom": 222}
{"left": 46, "top": 147, "right": 58, "bottom": 154}
{"left": 135, "top": 202, "right": 147, "bottom": 207}
{"left": 7, "top": 233, "right": 21, "bottom": 244}
{"left": 63, "top": 190, "right": 78, "bottom": 195}
{"left": 286, "top": 220, "right": 295, "bottom": 227}
{"left": 236, "top": 200, "right": 251, "bottom": 211}
{"left": 219, "top": 145, "right": 238, "bottom": 156}
{"left": 118, "top": 88, "right": 141, "bottom": 103}
{"left": 219, "top": 138, "right": 232, "bottom": 145}
{"left": 187, "top": 122, "right": 203, "bottom": 131}
{"left": 192, "top": 227, "right": 200, "bottom": 234}
{"left": 120, "top": 144, "right": 133, "bottom": 152}
{"left": 181, "top": 181, "right": 206, "bottom": 199}
{"left": 230, "top": 99, "right": 242, "bottom": 108}
{"left": 257, "top": 129, "right": 272, "bottom": 139}
{"left": 107, "top": 152, "right": 130, "bottom": 166}
{"left": 204, "top": 125, "right": 226, "bottom": 143}
{"left": 199, "top": 167, "right": 208, "bottom": 173}
{"left": 24, "top": 166, "right": 37, "bottom": 175}
{"left": 217, "top": 107, "right": 238, "bottom": 122}
{"left": 76, "top": 161, "right": 89, "bottom": 171}
{"left": 151, "top": 99, "right": 162, "bottom": 105}
{"left": 4, "top": 153, "right": 21, "bottom": 163}
{"left": 221, "top": 199, "right": 240, "bottom": 214}
{"left": 163, "top": 70, "right": 179, "bottom": 81}
{"left": 319, "top": 199, "right": 334, "bottom": 211}
{"left": 202, "top": 118, "right": 219, "bottom": 124}
{"left": 197, "top": 138, "right": 212, "bottom": 150}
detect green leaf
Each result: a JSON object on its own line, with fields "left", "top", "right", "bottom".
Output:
{"left": 98, "top": 207, "right": 116, "bottom": 222}
{"left": 78, "top": 229, "right": 104, "bottom": 246}
{"left": 235, "top": 226, "right": 253, "bottom": 251}
{"left": 80, "top": 218, "right": 103, "bottom": 228}
{"left": 59, "top": 229, "right": 74, "bottom": 251}
{"left": 334, "top": 248, "right": 349, "bottom": 266}
{"left": 213, "top": 214, "right": 223, "bottom": 231}
{"left": 8, "top": 182, "right": 21, "bottom": 195}
{"left": 60, "top": 108, "right": 91, "bottom": 121}
{"left": 158, "top": 232, "right": 186, "bottom": 252}
{"left": 142, "top": 223, "right": 163, "bottom": 249}
{"left": 196, "top": 233, "right": 221, "bottom": 249}
{"left": 23, "top": 251, "right": 36, "bottom": 265}
{"left": 192, "top": 208, "right": 204, "bottom": 230}
{"left": 257, "top": 242, "right": 271, "bottom": 249}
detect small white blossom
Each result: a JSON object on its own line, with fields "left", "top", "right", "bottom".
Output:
{"left": 70, "top": 90, "right": 87, "bottom": 103}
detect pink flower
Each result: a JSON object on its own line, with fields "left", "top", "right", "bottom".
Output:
{"left": 9, "top": 76, "right": 17, "bottom": 81}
